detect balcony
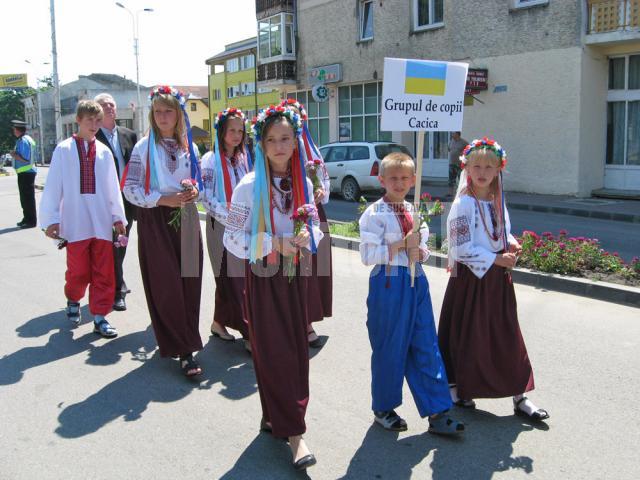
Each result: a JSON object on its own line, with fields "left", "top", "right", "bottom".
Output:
{"left": 586, "top": 0, "right": 640, "bottom": 45}
{"left": 257, "top": 60, "right": 296, "bottom": 86}
{"left": 256, "top": 0, "right": 294, "bottom": 20}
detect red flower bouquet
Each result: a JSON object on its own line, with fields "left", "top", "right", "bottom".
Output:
{"left": 284, "top": 203, "right": 318, "bottom": 282}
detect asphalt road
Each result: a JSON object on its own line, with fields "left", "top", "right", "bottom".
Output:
{"left": 324, "top": 194, "right": 640, "bottom": 262}
{"left": 0, "top": 175, "right": 639, "bottom": 479}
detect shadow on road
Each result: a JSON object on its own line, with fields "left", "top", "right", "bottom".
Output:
{"left": 338, "top": 408, "right": 548, "bottom": 479}
{"left": 55, "top": 336, "right": 259, "bottom": 439}
{"left": 0, "top": 307, "right": 142, "bottom": 386}
{"left": 219, "top": 432, "right": 311, "bottom": 480}
{"left": 0, "top": 226, "right": 22, "bottom": 235}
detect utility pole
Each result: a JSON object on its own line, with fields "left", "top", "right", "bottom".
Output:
{"left": 50, "top": 0, "right": 62, "bottom": 144}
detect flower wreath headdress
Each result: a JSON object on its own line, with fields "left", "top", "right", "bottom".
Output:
{"left": 251, "top": 105, "right": 303, "bottom": 142}
{"left": 149, "top": 85, "right": 186, "bottom": 106}
{"left": 214, "top": 107, "right": 246, "bottom": 131}
{"left": 279, "top": 98, "right": 308, "bottom": 121}
{"left": 460, "top": 137, "right": 507, "bottom": 169}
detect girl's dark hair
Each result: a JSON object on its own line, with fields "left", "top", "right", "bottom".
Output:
{"left": 217, "top": 113, "right": 246, "bottom": 158}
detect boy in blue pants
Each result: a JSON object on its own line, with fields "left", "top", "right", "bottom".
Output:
{"left": 359, "top": 152, "right": 464, "bottom": 435}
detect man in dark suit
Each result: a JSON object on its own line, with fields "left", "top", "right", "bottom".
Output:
{"left": 94, "top": 93, "right": 138, "bottom": 311}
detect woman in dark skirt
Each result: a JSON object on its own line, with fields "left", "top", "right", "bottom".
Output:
{"left": 438, "top": 137, "right": 549, "bottom": 421}
{"left": 224, "top": 106, "right": 323, "bottom": 470}
{"left": 280, "top": 98, "right": 332, "bottom": 347}
{"left": 202, "top": 108, "right": 251, "bottom": 350}
{"left": 123, "top": 85, "right": 204, "bottom": 377}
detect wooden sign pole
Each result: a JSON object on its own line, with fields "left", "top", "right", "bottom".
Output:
{"left": 410, "top": 131, "right": 425, "bottom": 287}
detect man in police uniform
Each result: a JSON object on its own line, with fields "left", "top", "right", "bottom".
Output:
{"left": 10, "top": 119, "right": 37, "bottom": 228}
{"left": 94, "top": 94, "right": 137, "bottom": 311}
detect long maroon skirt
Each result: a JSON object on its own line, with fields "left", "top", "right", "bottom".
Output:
{"left": 438, "top": 262, "right": 535, "bottom": 399}
{"left": 245, "top": 256, "right": 309, "bottom": 438}
{"left": 307, "top": 203, "right": 332, "bottom": 323}
{"left": 206, "top": 217, "right": 249, "bottom": 339}
{"left": 137, "top": 205, "right": 203, "bottom": 358}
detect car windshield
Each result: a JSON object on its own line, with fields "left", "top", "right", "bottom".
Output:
{"left": 374, "top": 144, "right": 411, "bottom": 159}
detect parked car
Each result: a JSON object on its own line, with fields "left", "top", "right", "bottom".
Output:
{"left": 318, "top": 141, "right": 412, "bottom": 201}
{"left": 2, "top": 153, "right": 12, "bottom": 167}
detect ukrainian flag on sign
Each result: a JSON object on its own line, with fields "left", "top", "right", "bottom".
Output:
{"left": 404, "top": 60, "right": 447, "bottom": 96}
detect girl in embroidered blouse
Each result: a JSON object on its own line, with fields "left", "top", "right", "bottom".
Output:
{"left": 123, "top": 86, "right": 204, "bottom": 378}
{"left": 223, "top": 106, "right": 322, "bottom": 471}
{"left": 438, "top": 138, "right": 549, "bottom": 422}
{"left": 280, "top": 99, "right": 332, "bottom": 348}
{"left": 201, "top": 108, "right": 252, "bottom": 350}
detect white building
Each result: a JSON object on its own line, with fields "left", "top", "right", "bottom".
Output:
{"left": 255, "top": 0, "right": 640, "bottom": 196}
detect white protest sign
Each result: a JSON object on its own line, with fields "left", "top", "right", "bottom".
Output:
{"left": 381, "top": 58, "right": 469, "bottom": 132}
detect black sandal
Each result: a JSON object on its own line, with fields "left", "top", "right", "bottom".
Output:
{"left": 180, "top": 354, "right": 202, "bottom": 377}
{"left": 514, "top": 397, "right": 549, "bottom": 421}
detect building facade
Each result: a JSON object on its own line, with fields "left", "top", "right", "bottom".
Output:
{"left": 255, "top": 0, "right": 640, "bottom": 196}
{"left": 206, "top": 36, "right": 281, "bottom": 137}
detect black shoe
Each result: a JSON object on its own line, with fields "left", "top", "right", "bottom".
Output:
{"left": 113, "top": 297, "right": 127, "bottom": 311}
{"left": 19, "top": 222, "right": 37, "bottom": 229}
{"left": 17, "top": 219, "right": 25, "bottom": 227}
{"left": 293, "top": 454, "right": 317, "bottom": 471}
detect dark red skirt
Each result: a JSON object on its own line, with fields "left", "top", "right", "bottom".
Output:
{"left": 206, "top": 217, "right": 248, "bottom": 339}
{"left": 137, "top": 204, "right": 203, "bottom": 358}
{"left": 438, "top": 262, "right": 535, "bottom": 399}
{"left": 245, "top": 256, "right": 309, "bottom": 438}
{"left": 307, "top": 202, "right": 332, "bottom": 323}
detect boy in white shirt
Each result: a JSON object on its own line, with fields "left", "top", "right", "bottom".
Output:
{"left": 359, "top": 152, "right": 464, "bottom": 436}
{"left": 39, "top": 100, "right": 127, "bottom": 338}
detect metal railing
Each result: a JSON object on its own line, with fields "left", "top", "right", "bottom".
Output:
{"left": 587, "top": 0, "right": 640, "bottom": 33}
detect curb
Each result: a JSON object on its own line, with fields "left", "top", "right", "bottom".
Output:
{"left": 330, "top": 234, "right": 640, "bottom": 308}
{"left": 508, "top": 202, "right": 640, "bottom": 224}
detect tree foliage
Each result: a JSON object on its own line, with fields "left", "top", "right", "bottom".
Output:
{"left": 0, "top": 88, "right": 35, "bottom": 154}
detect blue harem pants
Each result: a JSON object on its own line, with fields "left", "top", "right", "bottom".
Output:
{"left": 366, "top": 264, "right": 452, "bottom": 417}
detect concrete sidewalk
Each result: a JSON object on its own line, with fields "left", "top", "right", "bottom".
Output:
{"left": 418, "top": 180, "right": 640, "bottom": 223}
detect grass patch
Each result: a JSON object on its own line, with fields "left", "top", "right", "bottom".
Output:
{"left": 329, "top": 222, "right": 360, "bottom": 238}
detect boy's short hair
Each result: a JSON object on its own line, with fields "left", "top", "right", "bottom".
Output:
{"left": 380, "top": 152, "right": 415, "bottom": 176}
{"left": 76, "top": 100, "right": 104, "bottom": 120}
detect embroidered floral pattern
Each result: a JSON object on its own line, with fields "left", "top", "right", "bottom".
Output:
{"left": 226, "top": 203, "right": 250, "bottom": 230}
{"left": 450, "top": 215, "right": 471, "bottom": 246}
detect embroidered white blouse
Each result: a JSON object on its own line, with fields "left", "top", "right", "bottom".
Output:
{"left": 447, "top": 194, "right": 518, "bottom": 279}
{"left": 201, "top": 150, "right": 250, "bottom": 225}
{"left": 39, "top": 137, "right": 127, "bottom": 242}
{"left": 123, "top": 136, "right": 200, "bottom": 208}
{"left": 223, "top": 172, "right": 324, "bottom": 260}
{"left": 359, "top": 198, "right": 430, "bottom": 267}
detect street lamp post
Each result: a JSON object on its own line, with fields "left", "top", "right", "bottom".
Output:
{"left": 25, "top": 59, "right": 50, "bottom": 165}
{"left": 116, "top": 2, "right": 153, "bottom": 136}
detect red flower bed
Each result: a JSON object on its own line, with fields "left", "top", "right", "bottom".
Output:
{"left": 518, "top": 230, "right": 640, "bottom": 286}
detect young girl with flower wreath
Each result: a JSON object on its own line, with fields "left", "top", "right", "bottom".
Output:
{"left": 122, "top": 85, "right": 205, "bottom": 377}
{"left": 202, "top": 108, "right": 252, "bottom": 350}
{"left": 280, "top": 98, "right": 332, "bottom": 348}
{"left": 438, "top": 137, "right": 549, "bottom": 422}
{"left": 223, "top": 105, "right": 323, "bottom": 471}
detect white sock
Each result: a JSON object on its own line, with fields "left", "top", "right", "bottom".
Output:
{"left": 449, "top": 385, "right": 460, "bottom": 403}
{"left": 513, "top": 395, "right": 540, "bottom": 415}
